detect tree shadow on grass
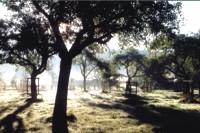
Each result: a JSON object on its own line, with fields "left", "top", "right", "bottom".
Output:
{"left": 0, "top": 99, "right": 36, "bottom": 133}
{"left": 121, "top": 94, "right": 149, "bottom": 105}
{"left": 0, "top": 98, "right": 29, "bottom": 116}
{"left": 88, "top": 94, "right": 200, "bottom": 133}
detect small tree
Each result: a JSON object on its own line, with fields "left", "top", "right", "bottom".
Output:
{"left": 91, "top": 67, "right": 102, "bottom": 90}
{"left": 11, "top": 75, "right": 18, "bottom": 90}
{"left": 0, "top": 72, "right": 6, "bottom": 91}
{"left": 46, "top": 61, "right": 58, "bottom": 90}
{"left": 83, "top": 49, "right": 118, "bottom": 92}
{"left": 101, "top": 62, "right": 118, "bottom": 92}
{"left": 113, "top": 48, "right": 145, "bottom": 93}
{"left": 73, "top": 49, "right": 96, "bottom": 91}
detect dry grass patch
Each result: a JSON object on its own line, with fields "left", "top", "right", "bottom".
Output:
{"left": 1, "top": 89, "right": 200, "bottom": 132}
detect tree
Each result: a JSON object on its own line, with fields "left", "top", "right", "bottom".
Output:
{"left": 148, "top": 33, "right": 200, "bottom": 100}
{"left": 144, "top": 34, "right": 174, "bottom": 84}
{"left": 11, "top": 75, "right": 18, "bottom": 90}
{"left": 0, "top": 72, "right": 6, "bottom": 91}
{"left": 102, "top": 62, "right": 118, "bottom": 92}
{"left": 170, "top": 34, "right": 200, "bottom": 99}
{"left": 0, "top": 13, "right": 56, "bottom": 101}
{"left": 73, "top": 49, "right": 96, "bottom": 91}
{"left": 113, "top": 48, "right": 145, "bottom": 93}
{"left": 83, "top": 49, "right": 118, "bottom": 92}
{"left": 46, "top": 61, "right": 58, "bottom": 90}
{"left": 1, "top": 1, "right": 181, "bottom": 132}
{"left": 91, "top": 67, "right": 102, "bottom": 90}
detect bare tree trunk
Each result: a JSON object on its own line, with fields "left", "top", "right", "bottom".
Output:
{"left": 198, "top": 82, "right": 200, "bottom": 98}
{"left": 184, "top": 77, "right": 191, "bottom": 101}
{"left": 97, "top": 79, "right": 100, "bottom": 90}
{"left": 83, "top": 76, "right": 87, "bottom": 92}
{"left": 191, "top": 82, "right": 194, "bottom": 100}
{"left": 52, "top": 57, "right": 72, "bottom": 133}
{"left": 126, "top": 77, "right": 131, "bottom": 94}
{"left": 30, "top": 71, "right": 37, "bottom": 101}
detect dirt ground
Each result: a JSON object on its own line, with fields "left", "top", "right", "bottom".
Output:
{"left": 1, "top": 88, "right": 200, "bottom": 133}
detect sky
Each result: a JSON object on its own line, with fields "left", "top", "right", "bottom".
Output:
{"left": 179, "top": 1, "right": 200, "bottom": 34}
{"left": 0, "top": 1, "right": 200, "bottom": 85}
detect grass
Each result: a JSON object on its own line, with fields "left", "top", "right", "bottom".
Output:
{"left": 1, "top": 89, "right": 200, "bottom": 133}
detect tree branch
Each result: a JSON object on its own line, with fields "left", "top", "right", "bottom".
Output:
{"left": 32, "top": 1, "right": 68, "bottom": 56}
{"left": 0, "top": 35, "right": 20, "bottom": 41}
{"left": 2, "top": 44, "right": 36, "bottom": 69}
{"left": 86, "top": 65, "right": 96, "bottom": 78}
{"left": 32, "top": 1, "right": 50, "bottom": 21}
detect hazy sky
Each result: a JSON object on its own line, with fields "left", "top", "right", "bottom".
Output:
{"left": 0, "top": 1, "right": 200, "bottom": 83}
{"left": 179, "top": 1, "right": 200, "bottom": 34}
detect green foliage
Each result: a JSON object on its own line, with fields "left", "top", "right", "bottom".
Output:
{"left": 113, "top": 48, "right": 145, "bottom": 79}
{"left": 171, "top": 34, "right": 200, "bottom": 79}
{"left": 0, "top": 12, "right": 56, "bottom": 74}
{"left": 142, "top": 34, "right": 174, "bottom": 83}
{"left": 30, "top": 1, "right": 181, "bottom": 58}
{"left": 145, "top": 33, "right": 200, "bottom": 82}
{"left": 73, "top": 49, "right": 96, "bottom": 78}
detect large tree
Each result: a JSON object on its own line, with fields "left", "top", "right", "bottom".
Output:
{"left": 0, "top": 15, "right": 56, "bottom": 101}
{"left": 145, "top": 34, "right": 174, "bottom": 83}
{"left": 148, "top": 33, "right": 200, "bottom": 99}
{"left": 1, "top": 1, "right": 181, "bottom": 132}
{"left": 170, "top": 34, "right": 200, "bottom": 99}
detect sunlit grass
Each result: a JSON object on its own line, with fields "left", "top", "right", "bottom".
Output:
{"left": 1, "top": 89, "right": 200, "bottom": 132}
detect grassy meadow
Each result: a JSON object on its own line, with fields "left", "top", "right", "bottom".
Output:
{"left": 1, "top": 88, "right": 200, "bottom": 133}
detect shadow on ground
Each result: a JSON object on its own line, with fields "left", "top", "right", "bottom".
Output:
{"left": 0, "top": 99, "right": 36, "bottom": 133}
{"left": 88, "top": 94, "right": 200, "bottom": 133}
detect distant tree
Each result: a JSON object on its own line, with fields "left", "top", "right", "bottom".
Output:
{"left": 11, "top": 75, "right": 18, "bottom": 90}
{"left": 83, "top": 49, "right": 118, "bottom": 92}
{"left": 68, "top": 78, "right": 75, "bottom": 90}
{"left": 20, "top": 69, "right": 29, "bottom": 92}
{"left": 101, "top": 62, "right": 118, "bottom": 92}
{"left": 91, "top": 67, "right": 101, "bottom": 90}
{"left": 73, "top": 49, "right": 96, "bottom": 91}
{"left": 0, "top": 72, "right": 6, "bottom": 91}
{"left": 0, "top": 1, "right": 181, "bottom": 132}
{"left": 46, "top": 60, "right": 57, "bottom": 90}
{"left": 113, "top": 48, "right": 145, "bottom": 93}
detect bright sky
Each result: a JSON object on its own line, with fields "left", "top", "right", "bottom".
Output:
{"left": 179, "top": 1, "right": 200, "bottom": 34}
{"left": 0, "top": 1, "right": 200, "bottom": 84}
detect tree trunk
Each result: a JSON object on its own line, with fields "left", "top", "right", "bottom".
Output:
{"left": 180, "top": 76, "right": 192, "bottom": 101}
{"left": 97, "top": 79, "right": 100, "bottom": 90}
{"left": 83, "top": 76, "right": 87, "bottom": 92}
{"left": 198, "top": 82, "right": 200, "bottom": 98}
{"left": 52, "top": 57, "right": 72, "bottom": 133}
{"left": 126, "top": 78, "right": 131, "bottom": 94}
{"left": 30, "top": 71, "right": 37, "bottom": 101}
{"left": 191, "top": 82, "right": 194, "bottom": 100}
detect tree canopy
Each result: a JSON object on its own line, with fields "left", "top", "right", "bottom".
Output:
{"left": 113, "top": 48, "right": 145, "bottom": 79}
{"left": 0, "top": 13, "right": 56, "bottom": 100}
